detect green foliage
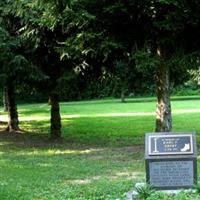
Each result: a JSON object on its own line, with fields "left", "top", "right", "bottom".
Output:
{"left": 146, "top": 192, "right": 169, "bottom": 200}
{"left": 188, "top": 68, "right": 200, "bottom": 86}
{"left": 135, "top": 184, "right": 155, "bottom": 200}
{"left": 172, "top": 86, "right": 199, "bottom": 96}
{"left": 2, "top": 0, "right": 200, "bottom": 103}
{"left": 133, "top": 49, "right": 159, "bottom": 73}
{"left": 0, "top": 0, "right": 45, "bottom": 88}
{"left": 194, "top": 182, "right": 200, "bottom": 194}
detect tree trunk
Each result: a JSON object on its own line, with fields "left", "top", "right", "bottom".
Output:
{"left": 121, "top": 88, "right": 126, "bottom": 103}
{"left": 3, "top": 87, "right": 8, "bottom": 112}
{"left": 155, "top": 63, "right": 172, "bottom": 132}
{"left": 6, "top": 80, "right": 19, "bottom": 132}
{"left": 49, "top": 92, "right": 62, "bottom": 139}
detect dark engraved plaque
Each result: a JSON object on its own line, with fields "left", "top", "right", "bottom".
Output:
{"left": 149, "top": 134, "right": 193, "bottom": 155}
{"left": 145, "top": 132, "right": 197, "bottom": 190}
{"left": 149, "top": 160, "right": 194, "bottom": 188}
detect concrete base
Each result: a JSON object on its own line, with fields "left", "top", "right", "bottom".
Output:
{"left": 126, "top": 183, "right": 197, "bottom": 200}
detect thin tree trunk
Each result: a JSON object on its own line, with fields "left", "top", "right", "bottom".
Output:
{"left": 49, "top": 92, "right": 62, "bottom": 139}
{"left": 121, "top": 88, "right": 126, "bottom": 103}
{"left": 3, "top": 87, "right": 8, "bottom": 112}
{"left": 155, "top": 62, "right": 172, "bottom": 132}
{"left": 6, "top": 80, "right": 19, "bottom": 132}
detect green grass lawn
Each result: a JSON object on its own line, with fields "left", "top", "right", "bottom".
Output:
{"left": 1, "top": 96, "right": 200, "bottom": 199}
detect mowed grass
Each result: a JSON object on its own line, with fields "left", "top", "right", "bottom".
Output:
{"left": 1, "top": 96, "right": 200, "bottom": 199}
{"left": 10, "top": 96, "right": 200, "bottom": 146}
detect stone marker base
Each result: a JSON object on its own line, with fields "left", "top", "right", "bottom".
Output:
{"left": 126, "top": 183, "right": 197, "bottom": 200}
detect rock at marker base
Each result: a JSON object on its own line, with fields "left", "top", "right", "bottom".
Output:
{"left": 126, "top": 183, "right": 146, "bottom": 200}
{"left": 126, "top": 190, "right": 138, "bottom": 200}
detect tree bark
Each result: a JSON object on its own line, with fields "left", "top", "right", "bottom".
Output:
{"left": 49, "top": 92, "right": 62, "bottom": 139}
{"left": 121, "top": 88, "right": 126, "bottom": 103}
{"left": 3, "top": 87, "right": 8, "bottom": 112}
{"left": 6, "top": 80, "right": 19, "bottom": 132}
{"left": 155, "top": 62, "right": 172, "bottom": 132}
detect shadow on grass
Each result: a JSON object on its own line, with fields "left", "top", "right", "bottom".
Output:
{"left": 18, "top": 108, "right": 49, "bottom": 116}
{"left": 0, "top": 128, "right": 144, "bottom": 153}
{"left": 0, "top": 128, "right": 144, "bottom": 186}
{"left": 1, "top": 113, "right": 149, "bottom": 147}
{"left": 0, "top": 117, "right": 145, "bottom": 157}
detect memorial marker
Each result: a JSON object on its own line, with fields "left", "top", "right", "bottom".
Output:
{"left": 148, "top": 134, "right": 193, "bottom": 155}
{"left": 145, "top": 132, "right": 197, "bottom": 190}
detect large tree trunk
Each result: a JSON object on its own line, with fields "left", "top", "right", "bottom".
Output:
{"left": 49, "top": 92, "right": 62, "bottom": 139}
{"left": 3, "top": 87, "right": 8, "bottom": 112}
{"left": 6, "top": 80, "right": 19, "bottom": 132}
{"left": 155, "top": 62, "right": 172, "bottom": 132}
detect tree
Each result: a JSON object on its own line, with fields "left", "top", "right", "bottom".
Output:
{"left": 0, "top": 24, "right": 20, "bottom": 131}
{"left": 65, "top": 0, "right": 143, "bottom": 102}
{"left": 90, "top": 0, "right": 200, "bottom": 131}
{"left": 0, "top": 0, "right": 45, "bottom": 132}
{"left": 133, "top": 0, "right": 200, "bottom": 132}
{"left": 114, "top": 60, "right": 131, "bottom": 102}
{"left": 12, "top": 0, "right": 95, "bottom": 138}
